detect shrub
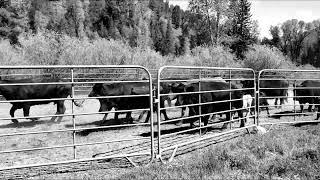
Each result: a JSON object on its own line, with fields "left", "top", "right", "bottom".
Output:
{"left": 243, "top": 45, "right": 294, "bottom": 71}
{"left": 191, "top": 45, "right": 240, "bottom": 68}
{"left": 0, "top": 40, "right": 25, "bottom": 65}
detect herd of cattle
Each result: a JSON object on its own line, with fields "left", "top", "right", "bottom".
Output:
{"left": 0, "top": 76, "right": 320, "bottom": 131}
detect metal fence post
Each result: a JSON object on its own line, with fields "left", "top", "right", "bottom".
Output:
{"left": 294, "top": 78, "right": 296, "bottom": 121}
{"left": 71, "top": 68, "right": 77, "bottom": 159}
{"left": 198, "top": 70, "right": 202, "bottom": 135}
{"left": 256, "top": 72, "right": 260, "bottom": 126}
{"left": 229, "top": 70, "right": 232, "bottom": 129}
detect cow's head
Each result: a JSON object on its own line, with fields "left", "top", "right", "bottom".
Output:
{"left": 89, "top": 83, "right": 118, "bottom": 97}
{"left": 176, "top": 84, "right": 198, "bottom": 106}
{"left": 88, "top": 83, "right": 104, "bottom": 97}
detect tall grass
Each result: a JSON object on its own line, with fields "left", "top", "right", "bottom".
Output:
{"left": 114, "top": 125, "right": 320, "bottom": 180}
{"left": 33, "top": 125, "right": 320, "bottom": 179}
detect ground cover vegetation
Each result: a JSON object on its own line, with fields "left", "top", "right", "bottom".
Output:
{"left": 33, "top": 124, "right": 320, "bottom": 179}
{"left": 0, "top": 0, "right": 319, "bottom": 70}
{"left": 117, "top": 124, "right": 320, "bottom": 180}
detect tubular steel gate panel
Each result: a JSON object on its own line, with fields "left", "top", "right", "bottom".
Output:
{"left": 156, "top": 66, "right": 256, "bottom": 162}
{"left": 257, "top": 69, "right": 320, "bottom": 128}
{"left": 0, "top": 65, "right": 154, "bottom": 174}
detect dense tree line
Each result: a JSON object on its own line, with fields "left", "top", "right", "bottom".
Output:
{"left": 1, "top": 0, "right": 320, "bottom": 67}
{"left": 262, "top": 19, "right": 320, "bottom": 67}
{"left": 0, "top": 0, "right": 256, "bottom": 58}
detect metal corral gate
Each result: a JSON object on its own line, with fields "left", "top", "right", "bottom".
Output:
{"left": 257, "top": 69, "right": 320, "bottom": 128}
{"left": 156, "top": 66, "right": 257, "bottom": 161}
{"left": 0, "top": 65, "right": 154, "bottom": 172}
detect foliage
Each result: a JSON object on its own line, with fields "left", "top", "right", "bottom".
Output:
{"left": 243, "top": 44, "right": 294, "bottom": 71}
{"left": 262, "top": 19, "right": 320, "bottom": 67}
{"left": 191, "top": 45, "right": 240, "bottom": 67}
{"left": 113, "top": 125, "right": 320, "bottom": 180}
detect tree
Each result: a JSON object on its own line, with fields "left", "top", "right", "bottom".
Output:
{"left": 172, "top": 5, "right": 181, "bottom": 29}
{"left": 227, "top": 0, "right": 255, "bottom": 59}
{"left": 0, "top": 1, "right": 28, "bottom": 45}
{"left": 188, "top": 0, "right": 228, "bottom": 45}
{"left": 163, "top": 19, "right": 175, "bottom": 55}
{"left": 281, "top": 19, "right": 308, "bottom": 63}
{"left": 270, "top": 26, "right": 281, "bottom": 48}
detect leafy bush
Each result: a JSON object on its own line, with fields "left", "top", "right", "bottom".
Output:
{"left": 191, "top": 45, "right": 240, "bottom": 68}
{"left": 243, "top": 45, "right": 295, "bottom": 71}
{"left": 0, "top": 40, "right": 25, "bottom": 65}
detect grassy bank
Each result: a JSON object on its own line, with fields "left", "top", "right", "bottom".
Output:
{"left": 115, "top": 124, "right": 320, "bottom": 180}
{"left": 31, "top": 124, "right": 320, "bottom": 180}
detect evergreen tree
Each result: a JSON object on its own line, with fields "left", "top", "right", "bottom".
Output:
{"left": 228, "top": 0, "right": 254, "bottom": 59}
{"left": 0, "top": 1, "right": 28, "bottom": 45}
{"left": 163, "top": 19, "right": 175, "bottom": 55}
{"left": 172, "top": 5, "right": 181, "bottom": 29}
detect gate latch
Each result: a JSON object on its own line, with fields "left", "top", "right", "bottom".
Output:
{"left": 154, "top": 98, "right": 160, "bottom": 103}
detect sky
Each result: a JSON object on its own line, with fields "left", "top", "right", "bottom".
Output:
{"left": 168, "top": 0, "right": 320, "bottom": 38}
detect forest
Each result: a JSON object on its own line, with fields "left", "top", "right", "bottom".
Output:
{"left": 0, "top": 0, "right": 320, "bottom": 68}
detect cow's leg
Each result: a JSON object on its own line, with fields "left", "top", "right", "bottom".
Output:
{"left": 201, "top": 106, "right": 211, "bottom": 134}
{"left": 145, "top": 111, "right": 151, "bottom": 123}
{"left": 308, "top": 105, "right": 313, "bottom": 112}
{"left": 100, "top": 106, "right": 113, "bottom": 125}
{"left": 126, "top": 112, "right": 133, "bottom": 124}
{"left": 23, "top": 105, "right": 38, "bottom": 121}
{"left": 10, "top": 105, "right": 19, "bottom": 124}
{"left": 113, "top": 111, "right": 122, "bottom": 125}
{"left": 221, "top": 112, "right": 230, "bottom": 129}
{"left": 238, "top": 109, "right": 245, "bottom": 128}
{"left": 175, "top": 107, "right": 186, "bottom": 126}
{"left": 160, "top": 99, "right": 170, "bottom": 121}
{"left": 52, "top": 101, "right": 66, "bottom": 123}
{"left": 266, "top": 107, "right": 270, "bottom": 117}
{"left": 138, "top": 111, "right": 146, "bottom": 121}
{"left": 188, "top": 107, "right": 197, "bottom": 128}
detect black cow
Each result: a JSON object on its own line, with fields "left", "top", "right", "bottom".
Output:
{"left": 241, "top": 79, "right": 289, "bottom": 112}
{"left": 0, "top": 78, "right": 81, "bottom": 124}
{"left": 88, "top": 82, "right": 170, "bottom": 124}
{"left": 294, "top": 80, "right": 320, "bottom": 119}
{"left": 260, "top": 79, "right": 289, "bottom": 107}
{"left": 170, "top": 77, "right": 227, "bottom": 122}
{"left": 176, "top": 81, "right": 244, "bottom": 132}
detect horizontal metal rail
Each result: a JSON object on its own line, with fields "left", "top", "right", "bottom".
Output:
{"left": 160, "top": 88, "right": 253, "bottom": 97}
{"left": 0, "top": 151, "right": 151, "bottom": 171}
{"left": 0, "top": 93, "right": 150, "bottom": 104}
{"left": 0, "top": 121, "right": 151, "bottom": 138}
{"left": 0, "top": 80, "right": 150, "bottom": 86}
{"left": 160, "top": 125, "right": 256, "bottom": 153}
{"left": 0, "top": 136, "right": 150, "bottom": 154}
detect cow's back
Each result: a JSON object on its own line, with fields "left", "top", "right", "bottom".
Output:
{"left": 300, "top": 80, "right": 320, "bottom": 96}
{"left": 0, "top": 78, "right": 71, "bottom": 102}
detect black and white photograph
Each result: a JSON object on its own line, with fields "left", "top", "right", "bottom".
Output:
{"left": 0, "top": 0, "right": 320, "bottom": 179}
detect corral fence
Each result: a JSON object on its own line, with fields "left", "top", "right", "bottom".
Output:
{"left": 1, "top": 66, "right": 320, "bottom": 177}
{"left": 0, "top": 65, "right": 154, "bottom": 173}
{"left": 257, "top": 69, "right": 320, "bottom": 129}
{"left": 156, "top": 66, "right": 257, "bottom": 162}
